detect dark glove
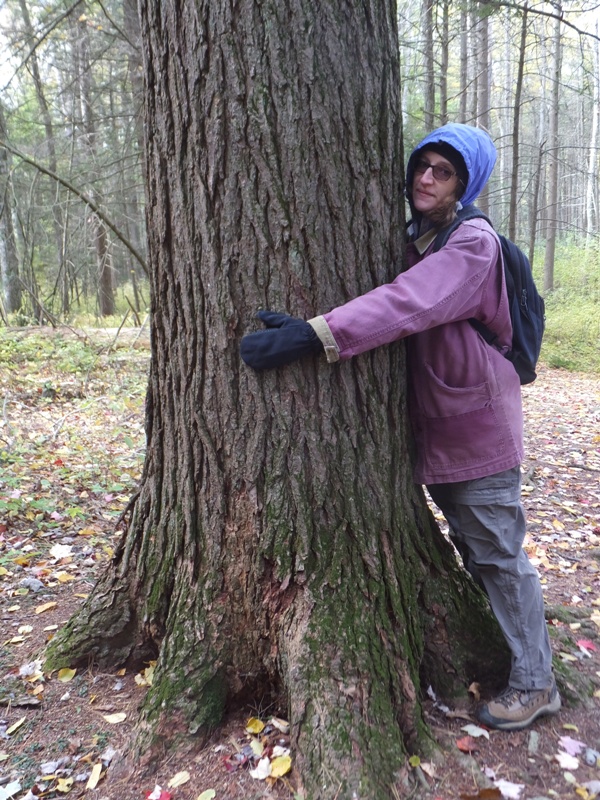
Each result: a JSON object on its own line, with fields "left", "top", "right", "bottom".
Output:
{"left": 240, "top": 310, "right": 324, "bottom": 370}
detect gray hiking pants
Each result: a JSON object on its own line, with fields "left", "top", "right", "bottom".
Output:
{"left": 427, "top": 466, "right": 554, "bottom": 691}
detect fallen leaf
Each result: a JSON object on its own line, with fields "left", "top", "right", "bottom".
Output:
{"left": 493, "top": 779, "right": 525, "bottom": 799}
{"left": 0, "top": 780, "right": 21, "bottom": 799}
{"left": 249, "top": 756, "right": 271, "bottom": 780}
{"left": 167, "top": 771, "right": 190, "bottom": 788}
{"left": 246, "top": 717, "right": 265, "bottom": 734}
{"left": 56, "top": 777, "right": 74, "bottom": 793}
{"left": 145, "top": 787, "right": 172, "bottom": 800}
{"left": 460, "top": 789, "right": 501, "bottom": 800}
{"left": 461, "top": 723, "right": 490, "bottom": 740}
{"left": 55, "top": 572, "right": 76, "bottom": 583}
{"left": 49, "top": 544, "right": 73, "bottom": 559}
{"left": 456, "top": 735, "right": 479, "bottom": 753}
{"left": 270, "top": 755, "right": 292, "bottom": 777}
{"left": 6, "top": 717, "right": 26, "bottom": 736}
{"left": 577, "top": 639, "right": 598, "bottom": 652}
{"left": 86, "top": 763, "right": 103, "bottom": 790}
{"left": 559, "top": 735, "right": 586, "bottom": 756}
{"left": 269, "top": 717, "right": 290, "bottom": 733}
{"left": 467, "top": 682, "right": 481, "bottom": 702}
{"left": 57, "top": 668, "right": 77, "bottom": 683}
{"left": 196, "top": 792, "right": 216, "bottom": 800}
{"left": 102, "top": 712, "right": 127, "bottom": 724}
{"left": 35, "top": 601, "right": 58, "bottom": 614}
{"left": 555, "top": 751, "right": 579, "bottom": 770}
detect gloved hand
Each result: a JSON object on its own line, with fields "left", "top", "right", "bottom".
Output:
{"left": 240, "top": 310, "right": 324, "bottom": 370}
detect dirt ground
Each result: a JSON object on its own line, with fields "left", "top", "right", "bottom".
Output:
{"left": 0, "top": 333, "right": 598, "bottom": 800}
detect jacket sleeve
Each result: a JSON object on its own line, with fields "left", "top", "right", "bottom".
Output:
{"left": 308, "top": 222, "right": 503, "bottom": 362}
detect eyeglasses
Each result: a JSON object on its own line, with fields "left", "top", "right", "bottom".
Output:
{"left": 413, "top": 159, "right": 456, "bottom": 182}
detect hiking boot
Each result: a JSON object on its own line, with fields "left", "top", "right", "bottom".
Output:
{"left": 476, "top": 681, "right": 561, "bottom": 731}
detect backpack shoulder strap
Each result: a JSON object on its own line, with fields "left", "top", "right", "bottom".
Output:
{"left": 432, "top": 205, "right": 492, "bottom": 253}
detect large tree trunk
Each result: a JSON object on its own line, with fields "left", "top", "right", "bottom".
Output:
{"left": 46, "top": 1, "right": 508, "bottom": 796}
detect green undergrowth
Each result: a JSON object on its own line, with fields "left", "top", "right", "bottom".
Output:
{"left": 533, "top": 240, "right": 600, "bottom": 374}
{"left": 542, "top": 296, "right": 600, "bottom": 373}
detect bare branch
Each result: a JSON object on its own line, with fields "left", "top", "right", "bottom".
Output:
{"left": 0, "top": 139, "right": 148, "bottom": 275}
{"left": 476, "top": 0, "right": 600, "bottom": 42}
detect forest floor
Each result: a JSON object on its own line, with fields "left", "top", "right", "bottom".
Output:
{"left": 0, "top": 327, "right": 598, "bottom": 800}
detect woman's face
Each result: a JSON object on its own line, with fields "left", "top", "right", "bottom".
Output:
{"left": 411, "top": 150, "right": 462, "bottom": 222}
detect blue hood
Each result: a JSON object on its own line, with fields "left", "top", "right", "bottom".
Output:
{"left": 406, "top": 123, "right": 497, "bottom": 209}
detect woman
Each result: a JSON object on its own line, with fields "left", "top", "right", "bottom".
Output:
{"left": 240, "top": 123, "right": 560, "bottom": 731}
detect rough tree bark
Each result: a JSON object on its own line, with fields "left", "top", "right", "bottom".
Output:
{"left": 46, "top": 2, "right": 508, "bottom": 797}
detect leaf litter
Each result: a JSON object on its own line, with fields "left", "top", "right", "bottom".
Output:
{"left": 0, "top": 335, "right": 599, "bottom": 799}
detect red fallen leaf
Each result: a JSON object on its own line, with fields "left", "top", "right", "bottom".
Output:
{"left": 53, "top": 458, "right": 64, "bottom": 466}
{"left": 144, "top": 792, "right": 172, "bottom": 800}
{"left": 222, "top": 752, "right": 248, "bottom": 772}
{"left": 456, "top": 735, "right": 479, "bottom": 753}
{"left": 460, "top": 790, "right": 502, "bottom": 800}
{"left": 577, "top": 639, "right": 598, "bottom": 652}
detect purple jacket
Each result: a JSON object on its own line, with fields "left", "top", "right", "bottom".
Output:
{"left": 309, "top": 217, "right": 524, "bottom": 485}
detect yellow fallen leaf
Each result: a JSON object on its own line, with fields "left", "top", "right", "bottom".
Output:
{"left": 7, "top": 605, "right": 20, "bottom": 612}
{"left": 6, "top": 636, "right": 25, "bottom": 644}
{"left": 270, "top": 755, "right": 292, "bottom": 777}
{"left": 35, "top": 601, "right": 58, "bottom": 614}
{"left": 246, "top": 717, "right": 265, "bottom": 734}
{"left": 196, "top": 791, "right": 217, "bottom": 800}
{"left": 58, "top": 668, "right": 77, "bottom": 683}
{"left": 86, "top": 763, "right": 103, "bottom": 790}
{"left": 18, "top": 625, "right": 33, "bottom": 634}
{"left": 74, "top": 593, "right": 89, "bottom": 599}
{"left": 168, "top": 770, "right": 190, "bottom": 788}
{"left": 409, "top": 755, "right": 421, "bottom": 767}
{"left": 559, "top": 652, "right": 578, "bottom": 662}
{"left": 44, "top": 625, "right": 59, "bottom": 631}
{"left": 56, "top": 572, "right": 76, "bottom": 583}
{"left": 6, "top": 716, "right": 26, "bottom": 735}
{"left": 250, "top": 739, "right": 264, "bottom": 757}
{"left": 103, "top": 712, "right": 127, "bottom": 724}
{"left": 0, "top": 566, "right": 9, "bottom": 576}
{"left": 56, "top": 777, "right": 74, "bottom": 793}
{"left": 135, "top": 661, "right": 156, "bottom": 687}
{"left": 563, "top": 723, "right": 579, "bottom": 732}
{"left": 115, "top": 668, "right": 126, "bottom": 676}
{"left": 32, "top": 685, "right": 44, "bottom": 696}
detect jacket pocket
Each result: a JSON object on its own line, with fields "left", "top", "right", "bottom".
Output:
{"left": 424, "top": 405, "right": 506, "bottom": 468}
{"left": 420, "top": 363, "right": 505, "bottom": 467}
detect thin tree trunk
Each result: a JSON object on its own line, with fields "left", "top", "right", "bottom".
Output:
{"left": 75, "top": 14, "right": 115, "bottom": 316}
{"left": 422, "top": 0, "right": 436, "bottom": 129}
{"left": 439, "top": 0, "right": 449, "bottom": 125}
{"left": 0, "top": 103, "right": 21, "bottom": 314}
{"left": 543, "top": 7, "right": 561, "bottom": 294}
{"left": 17, "top": 0, "right": 69, "bottom": 313}
{"left": 586, "top": 22, "right": 599, "bottom": 239}
{"left": 508, "top": 3, "right": 528, "bottom": 242}
{"left": 476, "top": 8, "right": 491, "bottom": 214}
{"left": 459, "top": 6, "right": 469, "bottom": 123}
{"left": 528, "top": 140, "right": 545, "bottom": 269}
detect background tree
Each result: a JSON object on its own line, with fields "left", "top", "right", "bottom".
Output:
{"left": 45, "top": 1, "right": 508, "bottom": 797}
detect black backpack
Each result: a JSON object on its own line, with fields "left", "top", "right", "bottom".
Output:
{"left": 432, "top": 205, "right": 545, "bottom": 385}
